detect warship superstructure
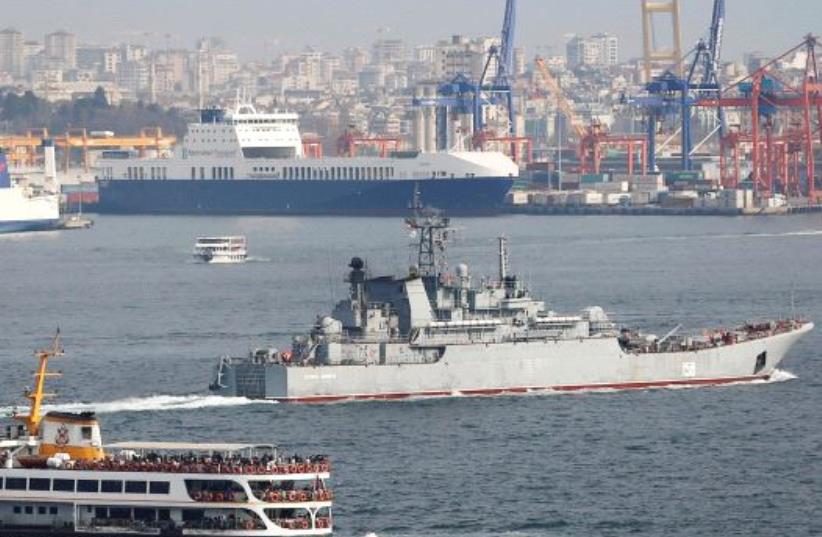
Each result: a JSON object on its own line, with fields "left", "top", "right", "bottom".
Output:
{"left": 210, "top": 209, "right": 812, "bottom": 402}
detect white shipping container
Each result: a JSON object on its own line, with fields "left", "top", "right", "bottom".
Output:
{"left": 508, "top": 191, "right": 530, "bottom": 205}
{"left": 605, "top": 193, "right": 630, "bottom": 205}
{"left": 614, "top": 173, "right": 664, "bottom": 187}
{"left": 528, "top": 192, "right": 550, "bottom": 205}
{"left": 581, "top": 191, "right": 604, "bottom": 205}
{"left": 590, "top": 181, "right": 629, "bottom": 194}
{"left": 630, "top": 191, "right": 651, "bottom": 205}
{"left": 744, "top": 189, "right": 755, "bottom": 208}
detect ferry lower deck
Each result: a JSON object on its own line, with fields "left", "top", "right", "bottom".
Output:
{"left": 95, "top": 177, "right": 514, "bottom": 215}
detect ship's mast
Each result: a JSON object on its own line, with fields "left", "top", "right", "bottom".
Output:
{"left": 14, "top": 331, "right": 63, "bottom": 437}
{"left": 498, "top": 235, "right": 509, "bottom": 281}
{"left": 405, "top": 185, "right": 452, "bottom": 277}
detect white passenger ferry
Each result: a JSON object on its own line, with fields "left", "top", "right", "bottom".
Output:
{"left": 0, "top": 334, "right": 333, "bottom": 536}
{"left": 94, "top": 99, "right": 517, "bottom": 216}
{"left": 193, "top": 237, "right": 248, "bottom": 264}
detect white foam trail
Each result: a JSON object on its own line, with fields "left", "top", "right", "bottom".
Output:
{"left": 0, "top": 394, "right": 276, "bottom": 417}
{"left": 722, "top": 230, "right": 822, "bottom": 239}
{"left": 761, "top": 368, "right": 797, "bottom": 383}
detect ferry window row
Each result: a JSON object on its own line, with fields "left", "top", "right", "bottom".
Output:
{"left": 0, "top": 477, "right": 169, "bottom": 494}
{"left": 190, "top": 167, "right": 235, "bottom": 180}
{"left": 126, "top": 167, "right": 168, "bottom": 180}
{"left": 11, "top": 505, "right": 59, "bottom": 515}
{"left": 232, "top": 119, "right": 296, "bottom": 125}
{"left": 250, "top": 166, "right": 396, "bottom": 180}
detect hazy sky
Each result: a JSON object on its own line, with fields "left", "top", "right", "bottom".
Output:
{"left": 5, "top": 0, "right": 821, "bottom": 62}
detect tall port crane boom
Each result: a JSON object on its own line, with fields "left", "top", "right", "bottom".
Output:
{"left": 533, "top": 57, "right": 587, "bottom": 140}
{"left": 480, "top": 0, "right": 517, "bottom": 136}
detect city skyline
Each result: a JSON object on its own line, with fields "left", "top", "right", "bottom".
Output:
{"left": 4, "top": 0, "right": 821, "bottom": 62}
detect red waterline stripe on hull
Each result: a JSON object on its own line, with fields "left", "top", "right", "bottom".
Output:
{"left": 271, "top": 374, "right": 770, "bottom": 403}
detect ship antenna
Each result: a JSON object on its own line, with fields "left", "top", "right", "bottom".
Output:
{"left": 498, "top": 235, "right": 509, "bottom": 281}
{"left": 14, "top": 329, "right": 63, "bottom": 437}
{"left": 404, "top": 186, "right": 451, "bottom": 278}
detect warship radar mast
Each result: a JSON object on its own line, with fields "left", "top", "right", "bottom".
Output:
{"left": 405, "top": 186, "right": 453, "bottom": 277}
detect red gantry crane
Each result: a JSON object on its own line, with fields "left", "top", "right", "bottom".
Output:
{"left": 695, "top": 35, "right": 822, "bottom": 200}
{"left": 534, "top": 57, "right": 648, "bottom": 175}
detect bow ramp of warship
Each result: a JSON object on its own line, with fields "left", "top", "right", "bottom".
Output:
{"left": 210, "top": 210, "right": 812, "bottom": 403}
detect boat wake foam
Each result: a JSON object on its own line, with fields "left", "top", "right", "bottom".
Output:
{"left": 0, "top": 394, "right": 277, "bottom": 417}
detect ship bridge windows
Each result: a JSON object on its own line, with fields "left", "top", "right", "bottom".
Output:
{"left": 101, "top": 480, "right": 123, "bottom": 493}
{"left": 77, "top": 479, "right": 99, "bottom": 493}
{"left": 149, "top": 481, "right": 170, "bottom": 494}
{"left": 29, "top": 478, "right": 50, "bottom": 491}
{"left": 53, "top": 479, "right": 75, "bottom": 492}
{"left": 242, "top": 147, "right": 296, "bottom": 159}
{"left": 125, "top": 481, "right": 147, "bottom": 494}
{"left": 6, "top": 478, "right": 26, "bottom": 490}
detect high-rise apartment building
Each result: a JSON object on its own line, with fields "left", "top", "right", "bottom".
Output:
{"left": 0, "top": 28, "right": 24, "bottom": 77}
{"left": 45, "top": 30, "right": 77, "bottom": 69}
{"left": 566, "top": 33, "right": 618, "bottom": 70}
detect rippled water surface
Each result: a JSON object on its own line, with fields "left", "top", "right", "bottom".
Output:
{"left": 2, "top": 214, "right": 821, "bottom": 536}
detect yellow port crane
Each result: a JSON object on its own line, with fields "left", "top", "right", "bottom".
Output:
{"left": 533, "top": 57, "right": 588, "bottom": 141}
{"left": 0, "top": 128, "right": 177, "bottom": 172}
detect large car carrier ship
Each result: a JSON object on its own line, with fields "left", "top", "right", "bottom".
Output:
{"left": 94, "top": 100, "right": 517, "bottom": 216}
{"left": 209, "top": 209, "right": 812, "bottom": 403}
{"left": 1, "top": 334, "right": 334, "bottom": 536}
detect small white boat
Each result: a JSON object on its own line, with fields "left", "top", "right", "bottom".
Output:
{"left": 60, "top": 214, "right": 94, "bottom": 230}
{"left": 193, "top": 236, "right": 248, "bottom": 264}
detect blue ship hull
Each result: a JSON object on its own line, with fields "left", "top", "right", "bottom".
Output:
{"left": 96, "top": 177, "right": 514, "bottom": 216}
{"left": 0, "top": 219, "right": 60, "bottom": 234}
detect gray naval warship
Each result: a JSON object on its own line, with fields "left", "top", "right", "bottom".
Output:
{"left": 210, "top": 209, "right": 812, "bottom": 402}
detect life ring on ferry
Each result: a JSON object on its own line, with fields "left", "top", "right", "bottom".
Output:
{"left": 298, "top": 463, "right": 308, "bottom": 473}
{"left": 287, "top": 464, "right": 297, "bottom": 474}
{"left": 298, "top": 491, "right": 309, "bottom": 502}
{"left": 287, "top": 490, "right": 298, "bottom": 502}
{"left": 298, "top": 519, "right": 309, "bottom": 530}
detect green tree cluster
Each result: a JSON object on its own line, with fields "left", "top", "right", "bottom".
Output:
{"left": 0, "top": 86, "right": 189, "bottom": 137}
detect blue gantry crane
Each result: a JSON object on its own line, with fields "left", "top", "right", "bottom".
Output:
{"left": 412, "top": 0, "right": 517, "bottom": 149}
{"left": 642, "top": 0, "right": 725, "bottom": 172}
{"left": 480, "top": 0, "right": 517, "bottom": 137}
